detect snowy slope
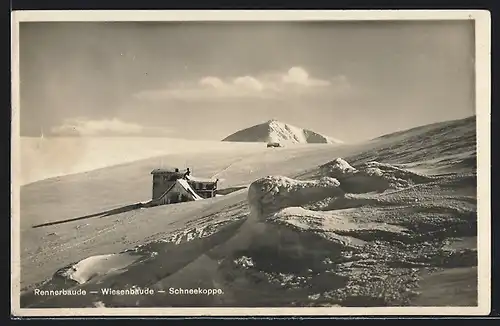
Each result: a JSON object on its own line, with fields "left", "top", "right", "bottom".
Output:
{"left": 222, "top": 119, "right": 344, "bottom": 145}
{"left": 19, "top": 116, "right": 479, "bottom": 309}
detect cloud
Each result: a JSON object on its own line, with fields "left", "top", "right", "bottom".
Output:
{"left": 282, "top": 66, "right": 331, "bottom": 87}
{"left": 50, "top": 118, "right": 171, "bottom": 137}
{"left": 133, "top": 66, "right": 350, "bottom": 102}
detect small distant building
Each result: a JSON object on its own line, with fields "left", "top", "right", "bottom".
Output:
{"left": 267, "top": 142, "right": 282, "bottom": 148}
{"left": 150, "top": 168, "right": 218, "bottom": 206}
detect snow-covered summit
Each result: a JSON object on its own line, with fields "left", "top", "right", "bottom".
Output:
{"left": 222, "top": 120, "right": 344, "bottom": 145}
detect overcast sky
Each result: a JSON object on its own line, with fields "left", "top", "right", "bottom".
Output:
{"left": 19, "top": 20, "right": 475, "bottom": 142}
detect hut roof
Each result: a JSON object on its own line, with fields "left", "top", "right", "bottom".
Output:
{"left": 186, "top": 176, "right": 218, "bottom": 183}
{"left": 151, "top": 168, "right": 182, "bottom": 174}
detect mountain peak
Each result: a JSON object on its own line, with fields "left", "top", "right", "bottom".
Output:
{"left": 222, "top": 120, "right": 344, "bottom": 145}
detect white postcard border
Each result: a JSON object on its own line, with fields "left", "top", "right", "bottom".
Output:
{"left": 10, "top": 9, "right": 491, "bottom": 317}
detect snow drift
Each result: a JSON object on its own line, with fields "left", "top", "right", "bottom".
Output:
{"left": 247, "top": 175, "right": 344, "bottom": 218}
{"left": 318, "top": 158, "right": 435, "bottom": 193}
{"left": 222, "top": 119, "right": 344, "bottom": 145}
{"left": 58, "top": 253, "right": 141, "bottom": 285}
